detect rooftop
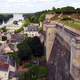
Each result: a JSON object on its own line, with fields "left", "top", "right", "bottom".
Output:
{"left": 0, "top": 63, "right": 9, "bottom": 71}
{"left": 27, "top": 25, "right": 39, "bottom": 32}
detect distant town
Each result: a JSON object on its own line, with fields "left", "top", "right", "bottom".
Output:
{"left": 0, "top": 6, "right": 80, "bottom": 80}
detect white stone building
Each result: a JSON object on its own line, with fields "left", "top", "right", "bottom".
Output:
{"left": 0, "top": 14, "right": 24, "bottom": 32}
{"left": 24, "top": 24, "right": 40, "bottom": 37}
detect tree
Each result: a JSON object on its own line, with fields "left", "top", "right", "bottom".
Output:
{"left": 17, "top": 37, "right": 33, "bottom": 62}
{"left": 55, "top": 8, "right": 61, "bottom": 14}
{"left": 13, "top": 21, "right": 18, "bottom": 25}
{"left": 3, "top": 14, "right": 13, "bottom": 23}
{"left": 2, "top": 36, "right": 7, "bottom": 41}
{"left": 39, "top": 27, "right": 43, "bottom": 33}
{"left": 0, "top": 14, "right": 13, "bottom": 24}
{"left": 22, "top": 19, "right": 30, "bottom": 27}
{"left": 29, "top": 36, "right": 44, "bottom": 57}
{"left": 17, "top": 37, "right": 44, "bottom": 63}
{"left": 0, "top": 15, "right": 4, "bottom": 24}
{"left": 28, "top": 16, "right": 39, "bottom": 23}
{"left": 15, "top": 27, "right": 24, "bottom": 33}
{"left": 1, "top": 27, "right": 7, "bottom": 32}
{"left": 61, "top": 16, "right": 74, "bottom": 21}
{"left": 19, "top": 64, "right": 48, "bottom": 80}
{"left": 61, "top": 6, "right": 75, "bottom": 14}
{"left": 52, "top": 7, "right": 56, "bottom": 12}
{"left": 39, "top": 13, "right": 45, "bottom": 22}
{"left": 17, "top": 43, "right": 32, "bottom": 62}
{"left": 76, "top": 8, "right": 80, "bottom": 14}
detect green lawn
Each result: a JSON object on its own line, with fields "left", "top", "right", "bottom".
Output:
{"left": 59, "top": 20, "right": 80, "bottom": 30}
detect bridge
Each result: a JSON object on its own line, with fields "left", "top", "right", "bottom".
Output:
{"left": 44, "top": 22, "right": 80, "bottom": 80}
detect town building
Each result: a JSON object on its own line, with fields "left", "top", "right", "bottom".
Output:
{"left": 24, "top": 24, "right": 40, "bottom": 37}
{"left": 0, "top": 55, "right": 17, "bottom": 80}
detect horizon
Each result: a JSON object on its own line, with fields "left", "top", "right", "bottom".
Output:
{"left": 0, "top": 0, "right": 80, "bottom": 13}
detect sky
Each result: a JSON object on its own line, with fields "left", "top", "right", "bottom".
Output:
{"left": 0, "top": 0, "right": 80, "bottom": 13}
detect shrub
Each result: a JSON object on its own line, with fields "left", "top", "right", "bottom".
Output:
{"left": 61, "top": 16, "right": 74, "bottom": 21}
{"left": 2, "top": 36, "right": 7, "bottom": 41}
{"left": 15, "top": 27, "right": 24, "bottom": 33}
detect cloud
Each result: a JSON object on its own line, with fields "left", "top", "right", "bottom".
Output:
{"left": 7, "top": 0, "right": 28, "bottom": 3}
{"left": 7, "top": 0, "right": 54, "bottom": 3}
{"left": 0, "top": 0, "right": 80, "bottom": 13}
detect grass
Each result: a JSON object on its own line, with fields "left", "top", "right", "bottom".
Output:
{"left": 63, "top": 21, "right": 80, "bottom": 30}
{"left": 58, "top": 20, "right": 80, "bottom": 30}
{"left": 19, "top": 63, "right": 48, "bottom": 80}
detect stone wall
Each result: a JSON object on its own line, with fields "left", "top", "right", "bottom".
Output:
{"left": 70, "top": 37, "right": 80, "bottom": 80}
{"left": 48, "top": 34, "right": 70, "bottom": 80}
{"left": 45, "top": 22, "right": 80, "bottom": 80}
{"left": 45, "top": 27, "right": 56, "bottom": 62}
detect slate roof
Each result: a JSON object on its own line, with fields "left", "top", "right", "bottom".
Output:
{"left": 11, "top": 33, "right": 24, "bottom": 43}
{"left": 0, "top": 55, "right": 15, "bottom": 67}
{"left": 27, "top": 25, "right": 38, "bottom": 32}
{"left": 0, "top": 63, "right": 9, "bottom": 71}
{"left": 8, "top": 57, "right": 15, "bottom": 67}
{"left": 9, "top": 71, "right": 17, "bottom": 77}
{"left": 0, "top": 55, "right": 8, "bottom": 63}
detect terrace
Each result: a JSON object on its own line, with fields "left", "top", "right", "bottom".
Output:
{"left": 59, "top": 20, "right": 80, "bottom": 30}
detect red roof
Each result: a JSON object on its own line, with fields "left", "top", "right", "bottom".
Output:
{"left": 0, "top": 63, "right": 9, "bottom": 71}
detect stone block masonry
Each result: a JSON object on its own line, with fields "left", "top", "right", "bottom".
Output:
{"left": 45, "top": 22, "right": 80, "bottom": 80}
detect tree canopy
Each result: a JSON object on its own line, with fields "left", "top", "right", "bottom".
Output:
{"left": 22, "top": 19, "right": 30, "bottom": 27}
{"left": 17, "top": 40, "right": 32, "bottom": 61}
{"left": 76, "top": 8, "right": 80, "bottom": 13}
{"left": 52, "top": 6, "right": 76, "bottom": 14}
{"left": 28, "top": 36, "right": 44, "bottom": 57}
{"left": 23, "top": 6, "right": 80, "bottom": 24}
{"left": 2, "top": 36, "right": 7, "bottom": 41}
{"left": 17, "top": 37, "right": 44, "bottom": 62}
{"left": 39, "top": 13, "right": 45, "bottom": 22}
{"left": 61, "top": 6, "right": 75, "bottom": 14}
{"left": 1, "top": 27, "right": 7, "bottom": 32}
{"left": 0, "top": 14, "right": 13, "bottom": 24}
